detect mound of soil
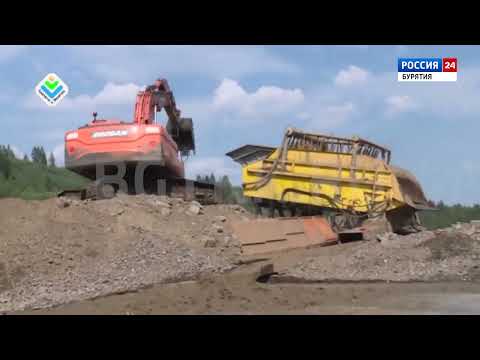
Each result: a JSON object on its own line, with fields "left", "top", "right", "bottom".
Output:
{"left": 286, "top": 222, "right": 480, "bottom": 283}
{"left": 0, "top": 194, "right": 252, "bottom": 312}
{"left": 424, "top": 233, "right": 474, "bottom": 261}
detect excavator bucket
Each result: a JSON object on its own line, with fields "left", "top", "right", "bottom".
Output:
{"left": 385, "top": 165, "right": 434, "bottom": 233}
{"left": 230, "top": 216, "right": 338, "bottom": 258}
{"left": 167, "top": 117, "right": 196, "bottom": 155}
{"left": 178, "top": 118, "right": 195, "bottom": 154}
{"left": 390, "top": 165, "right": 432, "bottom": 210}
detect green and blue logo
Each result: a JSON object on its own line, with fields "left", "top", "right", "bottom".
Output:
{"left": 35, "top": 73, "right": 69, "bottom": 106}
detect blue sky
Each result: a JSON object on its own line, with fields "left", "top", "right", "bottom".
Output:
{"left": 0, "top": 45, "right": 478, "bottom": 204}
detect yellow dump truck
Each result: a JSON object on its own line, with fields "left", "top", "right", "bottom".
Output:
{"left": 227, "top": 127, "right": 432, "bottom": 238}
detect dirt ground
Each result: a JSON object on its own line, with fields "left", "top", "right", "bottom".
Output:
{"left": 286, "top": 228, "right": 480, "bottom": 282}
{"left": 19, "top": 269, "right": 480, "bottom": 315}
{"left": 0, "top": 195, "right": 251, "bottom": 312}
{"left": 2, "top": 195, "right": 480, "bottom": 314}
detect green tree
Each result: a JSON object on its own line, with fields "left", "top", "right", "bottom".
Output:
{"left": 0, "top": 151, "right": 10, "bottom": 179}
{"left": 31, "top": 146, "right": 47, "bottom": 165}
{"left": 48, "top": 152, "right": 56, "bottom": 167}
{"left": 0, "top": 145, "right": 15, "bottom": 159}
{"left": 197, "top": 175, "right": 212, "bottom": 184}
{"left": 31, "top": 146, "right": 39, "bottom": 163}
{"left": 6, "top": 145, "right": 15, "bottom": 159}
{"left": 219, "top": 175, "right": 234, "bottom": 203}
{"left": 420, "top": 202, "right": 480, "bottom": 229}
{"left": 23, "top": 154, "right": 29, "bottom": 162}
{"left": 209, "top": 173, "right": 216, "bottom": 185}
{"left": 40, "top": 147, "right": 47, "bottom": 165}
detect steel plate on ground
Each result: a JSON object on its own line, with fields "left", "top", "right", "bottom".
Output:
{"left": 303, "top": 217, "right": 338, "bottom": 245}
{"left": 231, "top": 216, "right": 339, "bottom": 256}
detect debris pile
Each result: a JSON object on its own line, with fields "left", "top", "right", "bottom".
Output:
{"left": 2, "top": 192, "right": 480, "bottom": 313}
{"left": 0, "top": 195, "right": 252, "bottom": 312}
{"left": 287, "top": 220, "right": 480, "bottom": 283}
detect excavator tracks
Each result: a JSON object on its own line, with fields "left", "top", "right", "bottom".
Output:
{"left": 58, "top": 178, "right": 216, "bottom": 205}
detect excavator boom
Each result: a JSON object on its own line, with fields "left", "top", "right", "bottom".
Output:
{"left": 134, "top": 79, "right": 195, "bottom": 155}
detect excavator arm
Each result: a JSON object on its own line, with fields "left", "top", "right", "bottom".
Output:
{"left": 134, "top": 79, "right": 195, "bottom": 155}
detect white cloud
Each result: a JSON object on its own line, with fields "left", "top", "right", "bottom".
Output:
{"left": 184, "top": 78, "right": 357, "bottom": 132}
{"left": 324, "top": 102, "right": 355, "bottom": 120}
{"left": 305, "top": 102, "right": 355, "bottom": 131}
{"left": 52, "top": 144, "right": 65, "bottom": 166}
{"left": 385, "top": 95, "right": 416, "bottom": 115}
{"left": 67, "top": 46, "right": 299, "bottom": 82}
{"left": 25, "top": 82, "right": 144, "bottom": 111}
{"left": 352, "top": 67, "right": 480, "bottom": 119}
{"left": 63, "top": 82, "right": 144, "bottom": 109}
{"left": 0, "top": 45, "right": 27, "bottom": 63}
{"left": 94, "top": 83, "right": 144, "bottom": 105}
{"left": 334, "top": 65, "right": 369, "bottom": 86}
{"left": 212, "top": 78, "right": 304, "bottom": 117}
{"left": 10, "top": 145, "right": 25, "bottom": 159}
{"left": 297, "top": 65, "right": 480, "bottom": 129}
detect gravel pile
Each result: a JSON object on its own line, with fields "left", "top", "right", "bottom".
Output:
{"left": 287, "top": 221, "right": 480, "bottom": 282}
{"left": 0, "top": 195, "right": 252, "bottom": 312}
{"left": 4, "top": 192, "right": 480, "bottom": 312}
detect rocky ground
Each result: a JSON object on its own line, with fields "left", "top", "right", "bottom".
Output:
{"left": 2, "top": 193, "right": 480, "bottom": 314}
{"left": 0, "top": 194, "right": 252, "bottom": 313}
{"left": 286, "top": 221, "right": 480, "bottom": 282}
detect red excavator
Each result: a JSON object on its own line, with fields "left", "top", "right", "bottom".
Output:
{"left": 62, "top": 78, "right": 214, "bottom": 202}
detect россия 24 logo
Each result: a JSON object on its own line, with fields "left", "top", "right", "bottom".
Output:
{"left": 35, "top": 73, "right": 69, "bottom": 106}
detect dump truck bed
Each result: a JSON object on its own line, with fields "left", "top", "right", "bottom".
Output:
{"left": 226, "top": 128, "right": 432, "bottom": 256}
{"left": 227, "top": 128, "right": 429, "bottom": 215}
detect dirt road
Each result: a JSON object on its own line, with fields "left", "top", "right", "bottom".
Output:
{"left": 18, "top": 268, "right": 480, "bottom": 314}
{"left": 16, "top": 253, "right": 480, "bottom": 315}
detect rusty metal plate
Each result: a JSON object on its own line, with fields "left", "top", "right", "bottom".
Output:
{"left": 303, "top": 217, "right": 338, "bottom": 244}
{"left": 231, "top": 216, "right": 339, "bottom": 257}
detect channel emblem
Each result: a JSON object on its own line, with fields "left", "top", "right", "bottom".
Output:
{"left": 398, "top": 58, "right": 457, "bottom": 82}
{"left": 35, "top": 73, "right": 69, "bottom": 106}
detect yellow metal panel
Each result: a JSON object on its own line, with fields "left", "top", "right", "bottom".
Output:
{"left": 241, "top": 148, "right": 406, "bottom": 214}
